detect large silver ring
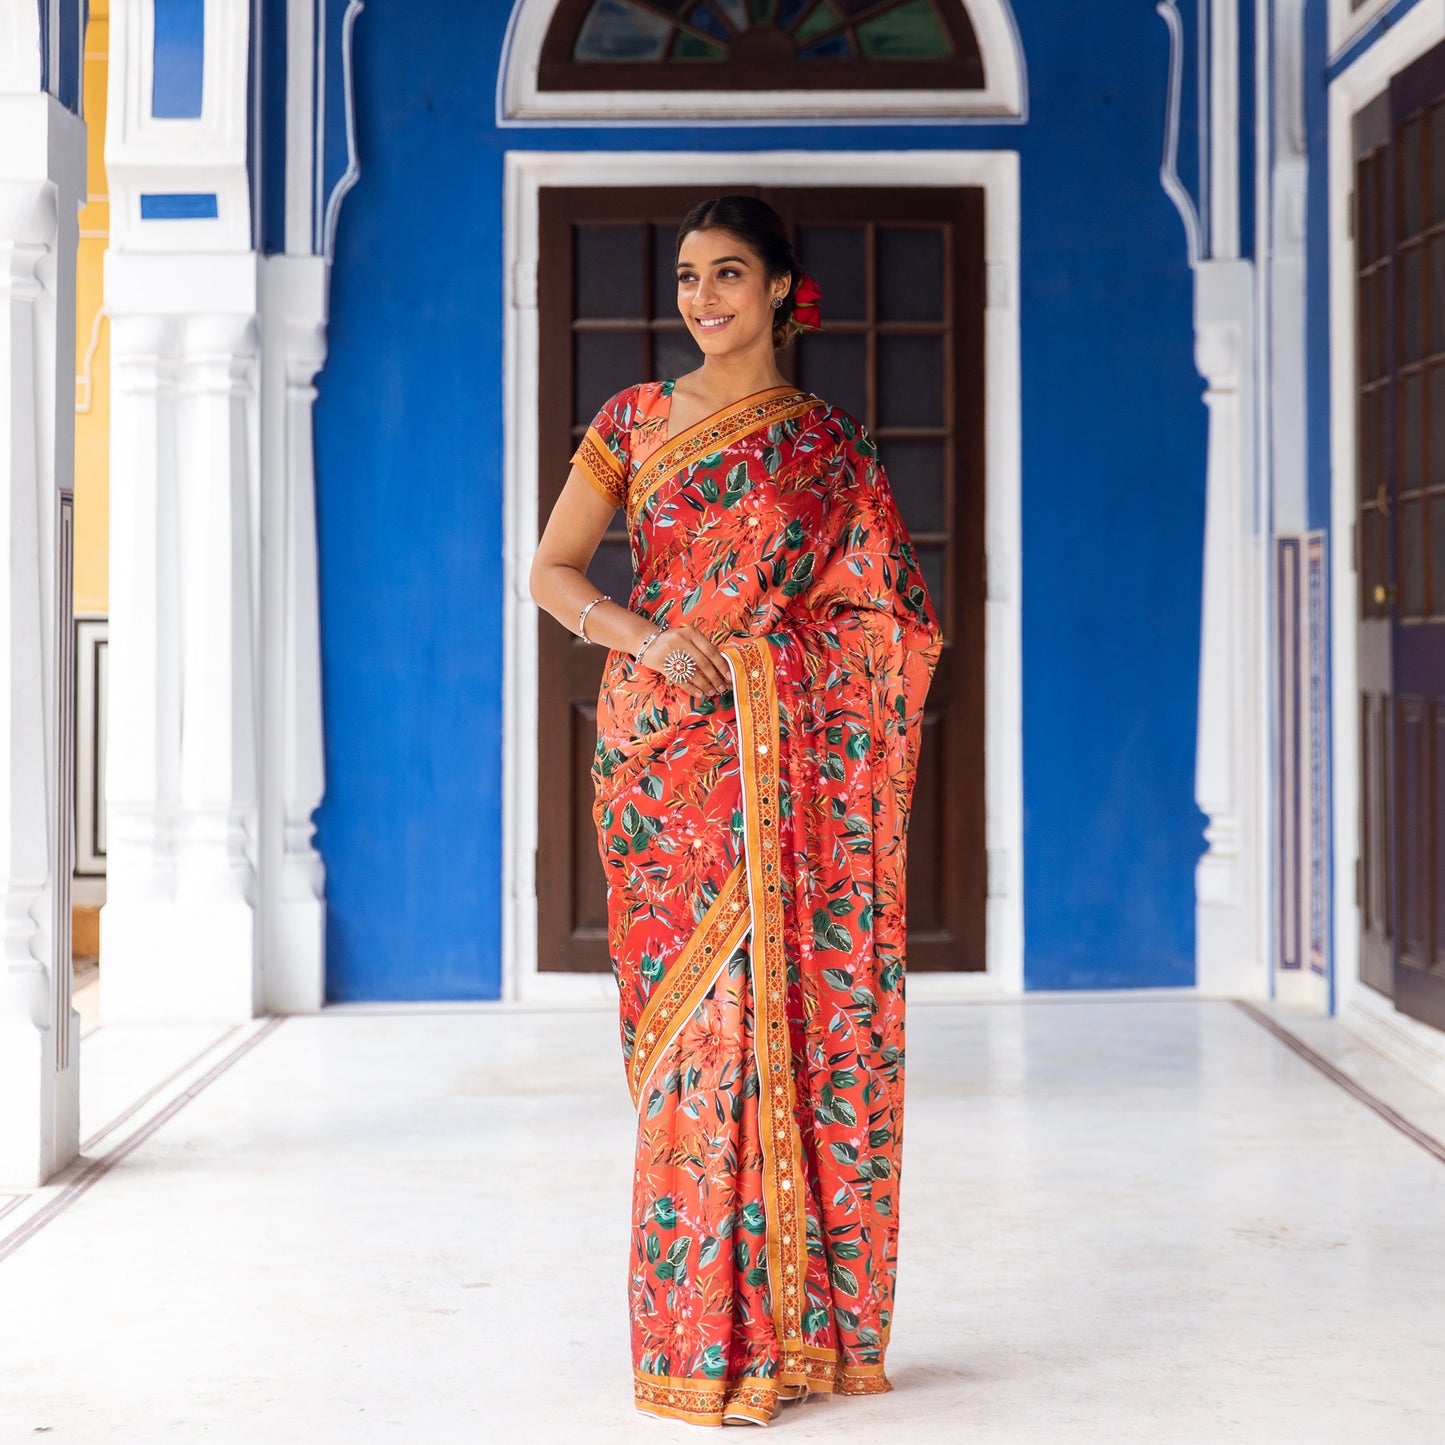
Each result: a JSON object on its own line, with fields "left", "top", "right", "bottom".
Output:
{"left": 661, "top": 647, "right": 698, "bottom": 686}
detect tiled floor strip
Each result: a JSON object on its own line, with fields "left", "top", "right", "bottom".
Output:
{"left": 0, "top": 1016, "right": 287, "bottom": 1265}
{"left": 1234, "top": 999, "right": 1445, "bottom": 1166}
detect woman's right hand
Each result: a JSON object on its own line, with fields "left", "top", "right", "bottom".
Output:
{"left": 637, "top": 625, "right": 732, "bottom": 698}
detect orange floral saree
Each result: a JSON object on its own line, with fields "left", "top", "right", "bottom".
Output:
{"left": 571, "top": 378, "right": 943, "bottom": 1427}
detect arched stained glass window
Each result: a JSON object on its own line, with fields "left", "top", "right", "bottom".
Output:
{"left": 539, "top": 0, "right": 985, "bottom": 91}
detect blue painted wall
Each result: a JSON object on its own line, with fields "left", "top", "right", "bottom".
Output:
{"left": 314, "top": 1, "right": 1207, "bottom": 1000}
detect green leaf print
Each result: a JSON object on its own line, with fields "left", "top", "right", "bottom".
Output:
{"left": 740, "top": 1201, "right": 766, "bottom": 1234}
{"left": 845, "top": 729, "right": 872, "bottom": 760}
{"left": 698, "top": 1236, "right": 721, "bottom": 1267}
{"left": 639, "top": 773, "right": 664, "bottom": 800}
{"left": 700, "top": 1344, "right": 728, "bottom": 1379}
{"left": 653, "top": 1197, "right": 677, "bottom": 1229}
{"left": 813, "top": 910, "right": 853, "bottom": 952}
{"left": 700, "top": 475, "right": 721, "bottom": 503}
{"left": 745, "top": 1266, "right": 770, "bottom": 1289}
{"left": 834, "top": 1306, "right": 861, "bottom": 1332}
{"left": 803, "top": 1306, "right": 830, "bottom": 1334}
{"left": 822, "top": 967, "right": 854, "bottom": 992}
{"left": 830, "top": 1261, "right": 860, "bottom": 1296}
{"left": 621, "top": 803, "right": 642, "bottom": 835}
{"left": 830, "top": 1141, "right": 859, "bottom": 1167}
{"left": 640, "top": 953, "right": 664, "bottom": 983}
{"left": 646, "top": 1232, "right": 661, "bottom": 1262}
{"left": 830, "top": 1096, "right": 858, "bottom": 1127}
{"left": 721, "top": 462, "right": 749, "bottom": 506}
{"left": 831, "top": 1241, "right": 864, "bottom": 1261}
{"left": 781, "top": 552, "right": 815, "bottom": 598}
{"left": 667, "top": 1237, "right": 692, "bottom": 1266}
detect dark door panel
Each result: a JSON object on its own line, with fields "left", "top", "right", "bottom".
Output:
{"left": 537, "top": 185, "right": 986, "bottom": 972}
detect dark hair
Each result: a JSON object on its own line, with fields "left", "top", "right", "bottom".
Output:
{"left": 675, "top": 195, "right": 804, "bottom": 349}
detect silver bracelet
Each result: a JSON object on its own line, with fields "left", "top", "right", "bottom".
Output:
{"left": 577, "top": 595, "right": 607, "bottom": 643}
{"left": 632, "top": 625, "right": 668, "bottom": 662}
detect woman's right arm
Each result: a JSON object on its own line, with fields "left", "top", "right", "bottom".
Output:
{"left": 528, "top": 467, "right": 732, "bottom": 696}
{"left": 529, "top": 466, "right": 664, "bottom": 657}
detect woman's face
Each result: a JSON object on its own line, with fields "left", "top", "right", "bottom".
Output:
{"left": 675, "top": 228, "right": 790, "bottom": 359}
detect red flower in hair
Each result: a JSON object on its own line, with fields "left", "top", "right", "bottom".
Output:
{"left": 791, "top": 273, "right": 824, "bottom": 331}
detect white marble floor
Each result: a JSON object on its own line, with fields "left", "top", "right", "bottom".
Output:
{"left": 2, "top": 995, "right": 1444, "bottom": 1444}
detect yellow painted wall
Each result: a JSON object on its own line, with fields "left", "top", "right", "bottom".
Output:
{"left": 74, "top": 0, "right": 109, "bottom": 615}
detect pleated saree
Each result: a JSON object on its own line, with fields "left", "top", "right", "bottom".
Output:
{"left": 571, "top": 378, "right": 943, "bottom": 1427}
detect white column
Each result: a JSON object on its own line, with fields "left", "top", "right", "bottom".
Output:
{"left": 1193, "top": 258, "right": 1268, "bottom": 999}
{"left": 100, "top": 258, "right": 262, "bottom": 1021}
{"left": 258, "top": 254, "right": 327, "bottom": 1013}
{"left": 0, "top": 88, "right": 86, "bottom": 1186}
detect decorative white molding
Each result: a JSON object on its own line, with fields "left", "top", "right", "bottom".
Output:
{"left": 1329, "top": 4, "right": 1445, "bottom": 1037}
{"left": 1192, "top": 257, "right": 1268, "bottom": 1000}
{"left": 1157, "top": 0, "right": 1203, "bottom": 264}
{"left": 497, "top": 0, "right": 1026, "bottom": 124}
{"left": 320, "top": 0, "right": 364, "bottom": 261}
{"left": 1328, "top": 0, "right": 1421, "bottom": 63}
{"left": 0, "top": 88, "right": 86, "bottom": 1187}
{"left": 257, "top": 253, "right": 328, "bottom": 1013}
{"left": 1209, "top": 0, "right": 1239, "bottom": 257}
{"left": 105, "top": 0, "right": 251, "bottom": 253}
{"left": 285, "top": 0, "right": 317, "bottom": 256}
{"left": 502, "top": 148, "right": 1024, "bottom": 1003}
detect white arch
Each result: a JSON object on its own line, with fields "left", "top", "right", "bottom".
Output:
{"left": 497, "top": 0, "right": 1026, "bottom": 124}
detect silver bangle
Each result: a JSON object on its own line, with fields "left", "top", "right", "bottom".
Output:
{"left": 577, "top": 595, "right": 607, "bottom": 643}
{"left": 632, "top": 625, "right": 668, "bottom": 662}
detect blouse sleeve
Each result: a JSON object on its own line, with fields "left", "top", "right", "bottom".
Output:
{"left": 569, "top": 385, "right": 639, "bottom": 511}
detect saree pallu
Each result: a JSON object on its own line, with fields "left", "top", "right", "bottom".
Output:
{"left": 573, "top": 381, "right": 943, "bottom": 1427}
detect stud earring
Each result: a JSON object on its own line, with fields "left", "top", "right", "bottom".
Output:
{"left": 771, "top": 296, "right": 784, "bottom": 309}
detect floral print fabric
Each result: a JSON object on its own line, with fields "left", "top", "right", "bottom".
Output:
{"left": 571, "top": 380, "right": 943, "bottom": 1427}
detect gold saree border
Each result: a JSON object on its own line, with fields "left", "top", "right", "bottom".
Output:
{"left": 627, "top": 857, "right": 750, "bottom": 1108}
{"left": 626, "top": 387, "right": 817, "bottom": 531}
{"left": 633, "top": 1370, "right": 781, "bottom": 1426}
{"left": 634, "top": 1359, "right": 892, "bottom": 1426}
{"left": 572, "top": 429, "right": 626, "bottom": 509}
{"left": 719, "top": 636, "right": 816, "bottom": 1384}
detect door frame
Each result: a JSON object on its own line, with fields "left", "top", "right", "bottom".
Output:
{"left": 1329, "top": 7, "right": 1445, "bottom": 1085}
{"left": 501, "top": 148, "right": 1024, "bottom": 1003}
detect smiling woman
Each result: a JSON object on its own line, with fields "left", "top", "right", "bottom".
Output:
{"left": 528, "top": 194, "right": 942, "bottom": 1427}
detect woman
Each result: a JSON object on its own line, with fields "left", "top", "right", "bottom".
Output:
{"left": 529, "top": 195, "right": 943, "bottom": 1428}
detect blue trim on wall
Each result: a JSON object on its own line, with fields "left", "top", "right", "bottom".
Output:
{"left": 1328, "top": 0, "right": 1431, "bottom": 80}
{"left": 1237, "top": 0, "right": 1256, "bottom": 259}
{"left": 153, "top": 0, "right": 205, "bottom": 118}
{"left": 140, "top": 191, "right": 219, "bottom": 219}
{"left": 259, "top": 0, "right": 287, "bottom": 254}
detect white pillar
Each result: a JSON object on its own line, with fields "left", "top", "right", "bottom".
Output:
{"left": 0, "top": 86, "right": 85, "bottom": 1186}
{"left": 100, "top": 265, "right": 262, "bottom": 1021}
{"left": 258, "top": 255, "right": 328, "bottom": 1013}
{"left": 1193, "top": 258, "right": 1268, "bottom": 999}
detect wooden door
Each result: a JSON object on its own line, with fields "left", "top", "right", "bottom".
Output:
{"left": 1355, "top": 94, "right": 1395, "bottom": 998}
{"left": 1389, "top": 49, "right": 1445, "bottom": 1030}
{"left": 536, "top": 185, "right": 986, "bottom": 974}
